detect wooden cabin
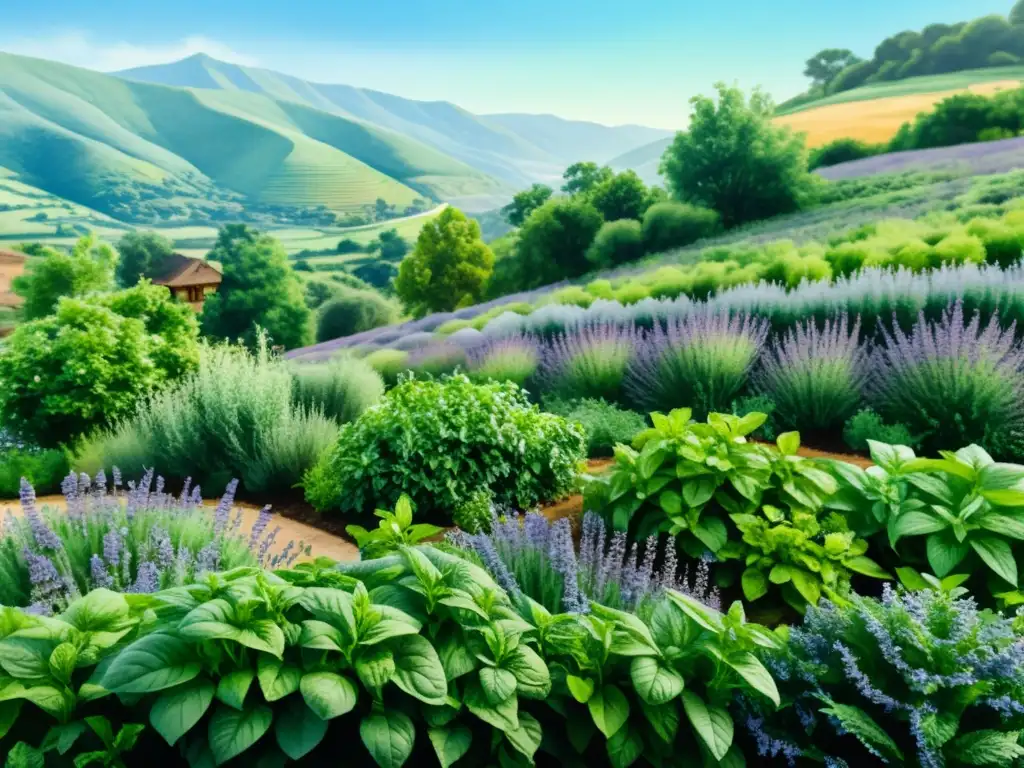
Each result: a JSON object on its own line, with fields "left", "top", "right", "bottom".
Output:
{"left": 150, "top": 254, "right": 223, "bottom": 311}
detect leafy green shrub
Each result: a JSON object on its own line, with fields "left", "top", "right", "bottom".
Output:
{"left": 585, "top": 278, "right": 615, "bottom": 299}
{"left": 550, "top": 285, "right": 595, "bottom": 308}
{"left": 453, "top": 488, "right": 495, "bottom": 534}
{"left": 0, "top": 473, "right": 269, "bottom": 613}
{"left": 932, "top": 231, "right": 986, "bottom": 266}
{"left": 743, "top": 586, "right": 1024, "bottom": 767}
{"left": 466, "top": 334, "right": 540, "bottom": 387}
{"left": 316, "top": 291, "right": 398, "bottom": 343}
{"left": 829, "top": 441, "right": 1024, "bottom": 606}
{"left": 612, "top": 281, "right": 651, "bottom": 305}
{"left": 842, "top": 408, "right": 918, "bottom": 452}
{"left": 543, "top": 397, "right": 647, "bottom": 458}
{"left": 0, "top": 283, "right": 200, "bottom": 448}
{"left": 586, "top": 219, "right": 645, "bottom": 267}
{"left": 538, "top": 325, "right": 640, "bottom": 404}
{"left": 304, "top": 374, "right": 585, "bottom": 519}
{"left": 641, "top": 201, "right": 721, "bottom": 253}
{"left": 363, "top": 347, "right": 409, "bottom": 386}
{"left": 0, "top": 447, "right": 69, "bottom": 498}
{"left": 808, "top": 138, "right": 884, "bottom": 171}
{"left": 731, "top": 394, "right": 778, "bottom": 441}
{"left": 290, "top": 356, "right": 384, "bottom": 425}
{"left": 585, "top": 409, "right": 885, "bottom": 614}
{"left": 77, "top": 336, "right": 337, "bottom": 496}
{"left": 407, "top": 343, "right": 468, "bottom": 377}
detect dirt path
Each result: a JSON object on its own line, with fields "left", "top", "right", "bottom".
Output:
{"left": 2, "top": 495, "right": 361, "bottom": 564}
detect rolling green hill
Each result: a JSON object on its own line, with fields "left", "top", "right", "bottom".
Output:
{"left": 0, "top": 52, "right": 509, "bottom": 219}
{"left": 117, "top": 54, "right": 673, "bottom": 188}
{"left": 608, "top": 138, "right": 672, "bottom": 186}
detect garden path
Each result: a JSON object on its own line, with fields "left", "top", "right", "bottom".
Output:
{"left": 3, "top": 495, "right": 361, "bottom": 564}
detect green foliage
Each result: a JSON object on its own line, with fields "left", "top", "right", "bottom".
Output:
{"left": 516, "top": 197, "right": 604, "bottom": 287}
{"left": 453, "top": 489, "right": 495, "bottom": 534}
{"left": 363, "top": 348, "right": 410, "bottom": 387}
{"left": 0, "top": 448, "right": 69, "bottom": 499}
{"left": 366, "top": 229, "right": 409, "bottom": 263}
{"left": 336, "top": 238, "right": 364, "bottom": 254}
{"left": 304, "top": 374, "right": 585, "bottom": 519}
{"left": 842, "top": 409, "right": 919, "bottom": 453}
{"left": 586, "top": 220, "right": 645, "bottom": 268}
{"left": 890, "top": 88, "right": 1024, "bottom": 154}
{"left": 0, "top": 284, "right": 200, "bottom": 448}
{"left": 731, "top": 395, "right": 779, "bottom": 441}
{"left": 395, "top": 207, "right": 494, "bottom": 317}
{"left": 830, "top": 441, "right": 1024, "bottom": 606}
{"left": 803, "top": 49, "right": 863, "bottom": 88}
{"left": 747, "top": 587, "right": 1024, "bottom": 767}
{"left": 77, "top": 335, "right": 336, "bottom": 495}
{"left": 13, "top": 236, "right": 117, "bottom": 321}
{"left": 543, "top": 397, "right": 648, "bottom": 458}
{"left": 290, "top": 356, "right": 384, "bottom": 425}
{"left": 562, "top": 162, "right": 614, "bottom": 197}
{"left": 346, "top": 495, "right": 445, "bottom": 558}
{"left": 641, "top": 201, "right": 721, "bottom": 253}
{"left": 588, "top": 170, "right": 651, "bottom": 222}
{"left": 585, "top": 409, "right": 885, "bottom": 613}
{"left": 660, "top": 84, "right": 812, "bottom": 227}
{"left": 316, "top": 292, "right": 399, "bottom": 343}
{"left": 501, "top": 184, "right": 553, "bottom": 227}
{"left": 200, "top": 225, "right": 312, "bottom": 351}
{"left": 115, "top": 231, "right": 174, "bottom": 288}
{"left": 808, "top": 138, "right": 885, "bottom": 171}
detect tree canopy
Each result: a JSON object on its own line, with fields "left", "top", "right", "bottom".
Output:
{"left": 562, "top": 162, "right": 614, "bottom": 196}
{"left": 501, "top": 184, "right": 553, "bottom": 227}
{"left": 516, "top": 198, "right": 604, "bottom": 287}
{"left": 116, "top": 231, "right": 174, "bottom": 287}
{"left": 13, "top": 235, "right": 117, "bottom": 320}
{"left": 200, "top": 224, "right": 312, "bottom": 350}
{"left": 588, "top": 170, "right": 651, "bottom": 222}
{"left": 803, "top": 49, "right": 862, "bottom": 88}
{"left": 660, "top": 83, "right": 811, "bottom": 228}
{"left": 394, "top": 207, "right": 494, "bottom": 316}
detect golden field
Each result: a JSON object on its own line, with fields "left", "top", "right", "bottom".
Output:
{"left": 774, "top": 81, "right": 1021, "bottom": 148}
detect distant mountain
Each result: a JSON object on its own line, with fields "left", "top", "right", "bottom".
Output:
{"left": 0, "top": 51, "right": 509, "bottom": 220}
{"left": 608, "top": 137, "right": 673, "bottom": 186}
{"left": 117, "top": 54, "right": 674, "bottom": 188}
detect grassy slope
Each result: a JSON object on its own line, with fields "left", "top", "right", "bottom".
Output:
{"left": 116, "top": 55, "right": 672, "bottom": 188}
{"left": 0, "top": 52, "right": 507, "bottom": 216}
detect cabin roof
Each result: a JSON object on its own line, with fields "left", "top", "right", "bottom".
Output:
{"left": 150, "top": 253, "right": 223, "bottom": 288}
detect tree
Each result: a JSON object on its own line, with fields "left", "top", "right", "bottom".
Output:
{"left": 589, "top": 170, "right": 650, "bottom": 221}
{"left": 13, "top": 235, "right": 117, "bottom": 320}
{"left": 516, "top": 198, "right": 603, "bottom": 287}
{"left": 200, "top": 224, "right": 312, "bottom": 350}
{"left": 659, "top": 83, "right": 811, "bottom": 228}
{"left": 803, "top": 49, "right": 863, "bottom": 87}
{"left": 367, "top": 229, "right": 409, "bottom": 262}
{"left": 586, "top": 220, "right": 645, "bottom": 268}
{"left": 116, "top": 231, "right": 174, "bottom": 287}
{"left": 641, "top": 202, "right": 721, "bottom": 253}
{"left": 0, "top": 284, "right": 199, "bottom": 447}
{"left": 353, "top": 261, "right": 399, "bottom": 292}
{"left": 395, "top": 207, "right": 494, "bottom": 316}
{"left": 316, "top": 292, "right": 398, "bottom": 342}
{"left": 562, "top": 162, "right": 613, "bottom": 196}
{"left": 501, "top": 184, "right": 553, "bottom": 227}
{"left": 337, "top": 238, "right": 363, "bottom": 254}
{"left": 1013, "top": 0, "right": 1024, "bottom": 26}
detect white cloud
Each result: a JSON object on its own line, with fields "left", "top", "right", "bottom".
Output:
{"left": 0, "top": 32, "right": 258, "bottom": 72}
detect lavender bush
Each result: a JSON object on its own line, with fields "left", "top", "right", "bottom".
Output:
{"left": 870, "top": 301, "right": 1024, "bottom": 455}
{"left": 537, "top": 323, "right": 642, "bottom": 403}
{"left": 406, "top": 342, "right": 468, "bottom": 377}
{"left": 754, "top": 315, "right": 870, "bottom": 432}
{"left": 466, "top": 333, "right": 540, "bottom": 387}
{"left": 452, "top": 509, "right": 720, "bottom": 615}
{"left": 626, "top": 310, "right": 767, "bottom": 416}
{"left": 741, "top": 585, "right": 1024, "bottom": 768}
{"left": 0, "top": 471, "right": 303, "bottom": 615}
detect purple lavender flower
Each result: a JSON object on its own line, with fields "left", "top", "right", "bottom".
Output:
{"left": 466, "top": 334, "right": 540, "bottom": 387}
{"left": 150, "top": 527, "right": 175, "bottom": 571}
{"left": 248, "top": 505, "right": 274, "bottom": 549}
{"left": 213, "top": 480, "right": 238, "bottom": 535}
{"left": 257, "top": 526, "right": 280, "bottom": 567}
{"left": 24, "top": 549, "right": 68, "bottom": 609}
{"left": 90, "top": 555, "right": 113, "bottom": 590}
{"left": 112, "top": 466, "right": 122, "bottom": 490}
{"left": 537, "top": 323, "right": 641, "bottom": 402}
{"left": 407, "top": 343, "right": 467, "bottom": 377}
{"left": 102, "top": 529, "right": 122, "bottom": 569}
{"left": 469, "top": 533, "right": 521, "bottom": 596}
{"left": 21, "top": 479, "right": 62, "bottom": 551}
{"left": 548, "top": 518, "right": 587, "bottom": 614}
{"left": 626, "top": 309, "right": 767, "bottom": 416}
{"left": 195, "top": 543, "right": 220, "bottom": 574}
{"left": 130, "top": 562, "right": 161, "bottom": 594}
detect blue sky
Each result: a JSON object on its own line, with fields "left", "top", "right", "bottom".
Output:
{"left": 0, "top": 0, "right": 1014, "bottom": 128}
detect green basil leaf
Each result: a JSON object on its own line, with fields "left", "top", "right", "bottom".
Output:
{"left": 274, "top": 698, "right": 327, "bottom": 760}
{"left": 257, "top": 655, "right": 302, "bottom": 702}
{"left": 606, "top": 722, "right": 643, "bottom": 768}
{"left": 681, "top": 690, "right": 732, "bottom": 761}
{"left": 149, "top": 677, "right": 214, "bottom": 746}
{"left": 567, "top": 674, "right": 595, "bottom": 703}
{"left": 464, "top": 677, "right": 518, "bottom": 732}
{"left": 926, "top": 532, "right": 970, "bottom": 577}
{"left": 428, "top": 726, "right": 472, "bottom": 768}
{"left": 503, "top": 645, "right": 550, "bottom": 699}
{"left": 102, "top": 632, "right": 201, "bottom": 694}
{"left": 300, "top": 672, "right": 358, "bottom": 720}
{"left": 505, "top": 711, "right": 542, "bottom": 761}
{"left": 891, "top": 511, "right": 947, "bottom": 543}
{"left": 970, "top": 537, "right": 1019, "bottom": 586}
{"left": 208, "top": 703, "right": 273, "bottom": 765}
{"left": 724, "top": 652, "right": 779, "bottom": 707}
{"left": 360, "top": 708, "right": 415, "bottom": 768}
{"left": 354, "top": 646, "right": 396, "bottom": 692}
{"left": 215, "top": 669, "right": 255, "bottom": 711}
{"left": 479, "top": 667, "right": 517, "bottom": 706}
{"left": 630, "top": 657, "right": 684, "bottom": 705}
{"left": 740, "top": 568, "right": 768, "bottom": 602}
{"left": 389, "top": 635, "right": 447, "bottom": 705}
{"left": 639, "top": 699, "right": 679, "bottom": 744}
{"left": 588, "top": 684, "right": 630, "bottom": 739}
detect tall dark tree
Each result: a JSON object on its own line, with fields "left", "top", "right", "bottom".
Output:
{"left": 516, "top": 198, "right": 603, "bottom": 287}
{"left": 200, "top": 225, "right": 312, "bottom": 350}
{"left": 589, "top": 170, "right": 651, "bottom": 221}
{"left": 803, "top": 49, "right": 863, "bottom": 87}
{"left": 561, "top": 162, "right": 613, "bottom": 196}
{"left": 116, "top": 231, "right": 175, "bottom": 287}
{"left": 501, "top": 184, "right": 553, "bottom": 227}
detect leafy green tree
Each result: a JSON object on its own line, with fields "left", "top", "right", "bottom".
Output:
{"left": 115, "top": 231, "right": 174, "bottom": 287}
{"left": 562, "top": 162, "right": 613, "bottom": 196}
{"left": 803, "top": 49, "right": 862, "bottom": 87}
{"left": 641, "top": 201, "right": 721, "bottom": 252}
{"left": 0, "top": 284, "right": 199, "bottom": 447}
{"left": 353, "top": 261, "right": 398, "bottom": 292}
{"left": 367, "top": 229, "right": 409, "bottom": 262}
{"left": 316, "top": 292, "right": 398, "bottom": 342}
{"left": 586, "top": 220, "right": 645, "bottom": 267}
{"left": 516, "top": 198, "right": 603, "bottom": 287}
{"left": 1013, "top": 0, "right": 1024, "bottom": 26}
{"left": 501, "top": 184, "right": 553, "bottom": 227}
{"left": 200, "top": 225, "right": 312, "bottom": 350}
{"left": 588, "top": 170, "right": 650, "bottom": 221}
{"left": 660, "top": 83, "right": 811, "bottom": 228}
{"left": 13, "top": 235, "right": 117, "bottom": 320}
{"left": 337, "top": 238, "right": 363, "bottom": 254}
{"left": 395, "top": 207, "right": 494, "bottom": 316}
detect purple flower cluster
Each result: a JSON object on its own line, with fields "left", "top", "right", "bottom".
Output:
{"left": 466, "top": 334, "right": 540, "bottom": 387}
{"left": 537, "top": 323, "right": 642, "bottom": 402}
{"left": 626, "top": 309, "right": 767, "bottom": 415}
{"left": 407, "top": 343, "right": 468, "bottom": 377}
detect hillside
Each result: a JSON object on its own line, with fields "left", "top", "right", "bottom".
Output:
{"left": 608, "top": 138, "right": 673, "bottom": 185}
{"left": 0, "top": 52, "right": 509, "bottom": 221}
{"left": 117, "top": 54, "right": 673, "bottom": 187}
